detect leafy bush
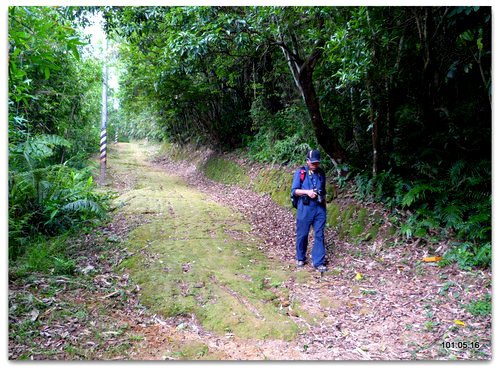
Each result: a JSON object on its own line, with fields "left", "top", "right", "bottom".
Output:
{"left": 442, "top": 241, "right": 491, "bottom": 269}
{"left": 246, "top": 98, "right": 313, "bottom": 164}
{"left": 8, "top": 8, "right": 108, "bottom": 262}
{"left": 351, "top": 159, "right": 491, "bottom": 268}
{"left": 9, "top": 134, "right": 110, "bottom": 259}
{"left": 354, "top": 170, "right": 408, "bottom": 206}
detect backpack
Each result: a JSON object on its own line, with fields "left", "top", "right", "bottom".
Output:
{"left": 291, "top": 167, "right": 306, "bottom": 208}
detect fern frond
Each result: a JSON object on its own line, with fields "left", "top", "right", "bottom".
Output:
{"left": 441, "top": 204, "right": 464, "bottom": 228}
{"left": 413, "top": 161, "right": 439, "bottom": 178}
{"left": 24, "top": 140, "right": 54, "bottom": 161}
{"left": 9, "top": 171, "right": 35, "bottom": 200}
{"left": 61, "top": 199, "right": 105, "bottom": 218}
{"left": 36, "top": 134, "right": 72, "bottom": 148}
{"left": 400, "top": 223, "right": 413, "bottom": 240}
{"left": 401, "top": 183, "right": 440, "bottom": 207}
{"left": 449, "top": 160, "right": 466, "bottom": 187}
{"left": 19, "top": 134, "right": 72, "bottom": 164}
{"left": 37, "top": 180, "right": 53, "bottom": 203}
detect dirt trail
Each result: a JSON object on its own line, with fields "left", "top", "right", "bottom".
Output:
{"left": 97, "top": 141, "right": 490, "bottom": 360}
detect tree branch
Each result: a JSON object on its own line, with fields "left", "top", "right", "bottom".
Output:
{"left": 300, "top": 40, "right": 325, "bottom": 73}
{"left": 273, "top": 40, "right": 301, "bottom": 64}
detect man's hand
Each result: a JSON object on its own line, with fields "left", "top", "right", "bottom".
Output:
{"left": 295, "top": 189, "right": 317, "bottom": 198}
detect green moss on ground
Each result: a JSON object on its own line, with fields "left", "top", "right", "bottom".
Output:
{"left": 254, "top": 169, "right": 294, "bottom": 208}
{"left": 201, "top": 156, "right": 250, "bottom": 186}
{"left": 166, "top": 342, "right": 219, "bottom": 360}
{"left": 114, "top": 143, "right": 303, "bottom": 341}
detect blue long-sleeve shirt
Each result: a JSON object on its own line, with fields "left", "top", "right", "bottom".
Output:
{"left": 291, "top": 166, "right": 326, "bottom": 203}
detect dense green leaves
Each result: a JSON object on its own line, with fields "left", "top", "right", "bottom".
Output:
{"left": 9, "top": 7, "right": 109, "bottom": 258}
{"left": 105, "top": 6, "right": 490, "bottom": 267}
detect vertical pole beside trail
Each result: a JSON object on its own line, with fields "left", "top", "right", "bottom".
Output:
{"left": 100, "top": 38, "right": 108, "bottom": 183}
{"left": 252, "top": 62, "right": 257, "bottom": 100}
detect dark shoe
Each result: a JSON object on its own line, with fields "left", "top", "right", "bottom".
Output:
{"left": 315, "top": 265, "right": 327, "bottom": 273}
{"left": 296, "top": 260, "right": 305, "bottom": 268}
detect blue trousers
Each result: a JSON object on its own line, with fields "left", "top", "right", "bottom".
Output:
{"left": 296, "top": 201, "right": 326, "bottom": 267}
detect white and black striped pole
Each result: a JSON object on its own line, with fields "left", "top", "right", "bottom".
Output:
{"left": 99, "top": 124, "right": 107, "bottom": 180}
{"left": 99, "top": 38, "right": 108, "bottom": 183}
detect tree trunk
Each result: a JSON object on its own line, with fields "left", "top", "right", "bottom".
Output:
{"left": 366, "top": 78, "right": 380, "bottom": 176}
{"left": 414, "top": 7, "right": 444, "bottom": 128}
{"left": 279, "top": 42, "right": 346, "bottom": 168}
{"left": 384, "top": 34, "right": 404, "bottom": 167}
{"left": 298, "top": 65, "right": 346, "bottom": 165}
{"left": 365, "top": 8, "right": 381, "bottom": 176}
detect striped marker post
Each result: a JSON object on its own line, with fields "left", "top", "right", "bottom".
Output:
{"left": 100, "top": 128, "right": 107, "bottom": 181}
{"left": 99, "top": 41, "right": 108, "bottom": 183}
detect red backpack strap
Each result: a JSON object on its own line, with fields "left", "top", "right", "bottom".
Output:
{"left": 299, "top": 167, "right": 306, "bottom": 183}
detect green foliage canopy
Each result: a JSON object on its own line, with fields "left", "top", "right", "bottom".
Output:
{"left": 106, "top": 6, "right": 491, "bottom": 267}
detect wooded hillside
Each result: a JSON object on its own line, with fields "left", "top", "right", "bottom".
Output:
{"left": 105, "top": 6, "right": 491, "bottom": 268}
{"left": 7, "top": 6, "right": 493, "bottom": 360}
{"left": 8, "top": 6, "right": 491, "bottom": 266}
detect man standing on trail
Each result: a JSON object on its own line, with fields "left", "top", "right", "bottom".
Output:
{"left": 291, "top": 149, "right": 327, "bottom": 272}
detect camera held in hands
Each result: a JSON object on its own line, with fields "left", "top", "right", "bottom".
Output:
{"left": 314, "top": 188, "right": 324, "bottom": 204}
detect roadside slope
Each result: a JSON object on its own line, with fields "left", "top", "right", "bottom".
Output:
{"left": 152, "top": 141, "right": 492, "bottom": 360}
